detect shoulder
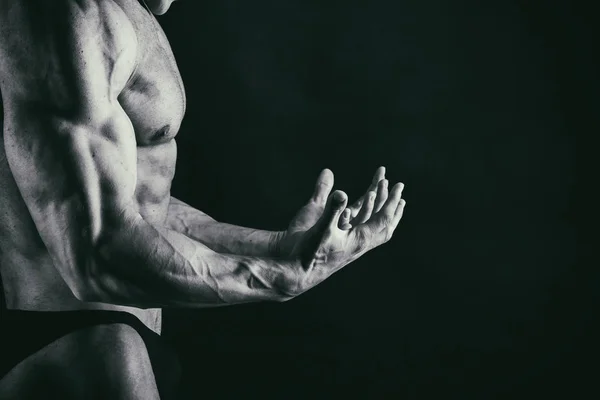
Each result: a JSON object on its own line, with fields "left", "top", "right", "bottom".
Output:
{"left": 0, "top": 0, "right": 138, "bottom": 106}
{"left": 0, "top": 0, "right": 138, "bottom": 48}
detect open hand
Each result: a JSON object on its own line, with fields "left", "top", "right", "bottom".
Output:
{"left": 277, "top": 168, "right": 406, "bottom": 296}
{"left": 277, "top": 167, "right": 388, "bottom": 257}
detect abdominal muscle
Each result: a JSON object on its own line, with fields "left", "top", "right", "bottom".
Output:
{"left": 0, "top": 137, "right": 178, "bottom": 335}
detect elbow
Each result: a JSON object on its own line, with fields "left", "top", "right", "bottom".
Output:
{"left": 70, "top": 225, "right": 130, "bottom": 303}
{"left": 68, "top": 254, "right": 114, "bottom": 303}
{"left": 81, "top": 210, "right": 144, "bottom": 302}
{"left": 58, "top": 265, "right": 103, "bottom": 303}
{"left": 73, "top": 214, "right": 155, "bottom": 307}
{"left": 70, "top": 280, "right": 99, "bottom": 303}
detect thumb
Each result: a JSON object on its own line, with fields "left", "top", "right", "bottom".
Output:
{"left": 311, "top": 168, "right": 334, "bottom": 206}
{"left": 320, "top": 190, "right": 348, "bottom": 231}
{"left": 299, "top": 190, "right": 347, "bottom": 269}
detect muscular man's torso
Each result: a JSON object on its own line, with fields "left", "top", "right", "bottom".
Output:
{"left": 0, "top": 0, "right": 185, "bottom": 333}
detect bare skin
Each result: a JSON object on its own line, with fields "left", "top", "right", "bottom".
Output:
{"left": 0, "top": 0, "right": 406, "bottom": 397}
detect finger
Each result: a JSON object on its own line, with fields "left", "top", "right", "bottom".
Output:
{"left": 373, "top": 179, "right": 389, "bottom": 213}
{"left": 348, "top": 166, "right": 386, "bottom": 217}
{"left": 378, "top": 182, "right": 404, "bottom": 222}
{"left": 370, "top": 166, "right": 386, "bottom": 189}
{"left": 348, "top": 196, "right": 364, "bottom": 218}
{"left": 389, "top": 199, "right": 406, "bottom": 231}
{"left": 338, "top": 208, "right": 353, "bottom": 230}
{"left": 352, "top": 167, "right": 385, "bottom": 211}
{"left": 350, "top": 166, "right": 385, "bottom": 211}
{"left": 321, "top": 190, "right": 348, "bottom": 231}
{"left": 352, "top": 190, "right": 376, "bottom": 225}
{"left": 311, "top": 168, "right": 334, "bottom": 205}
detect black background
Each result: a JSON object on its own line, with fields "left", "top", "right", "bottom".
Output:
{"left": 157, "top": 1, "right": 590, "bottom": 399}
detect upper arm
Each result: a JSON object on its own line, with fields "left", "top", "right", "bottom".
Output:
{"left": 0, "top": 0, "right": 139, "bottom": 297}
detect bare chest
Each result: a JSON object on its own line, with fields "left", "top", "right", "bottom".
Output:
{"left": 114, "top": 1, "right": 187, "bottom": 223}
{"left": 118, "top": 0, "right": 186, "bottom": 146}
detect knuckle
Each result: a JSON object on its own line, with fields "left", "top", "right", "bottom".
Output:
{"left": 381, "top": 212, "right": 393, "bottom": 225}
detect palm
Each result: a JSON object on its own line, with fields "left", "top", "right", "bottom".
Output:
{"left": 277, "top": 171, "right": 332, "bottom": 257}
{"left": 278, "top": 167, "right": 388, "bottom": 259}
{"left": 275, "top": 167, "right": 406, "bottom": 296}
{"left": 290, "top": 179, "right": 405, "bottom": 293}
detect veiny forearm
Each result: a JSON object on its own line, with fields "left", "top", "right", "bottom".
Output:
{"left": 87, "top": 213, "right": 296, "bottom": 309}
{"left": 166, "top": 197, "right": 282, "bottom": 257}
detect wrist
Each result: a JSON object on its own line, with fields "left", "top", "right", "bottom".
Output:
{"left": 271, "top": 258, "right": 304, "bottom": 301}
{"left": 268, "top": 230, "right": 285, "bottom": 258}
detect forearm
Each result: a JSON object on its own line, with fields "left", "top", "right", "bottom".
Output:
{"left": 166, "top": 197, "right": 283, "bottom": 257}
{"left": 87, "top": 213, "right": 297, "bottom": 308}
